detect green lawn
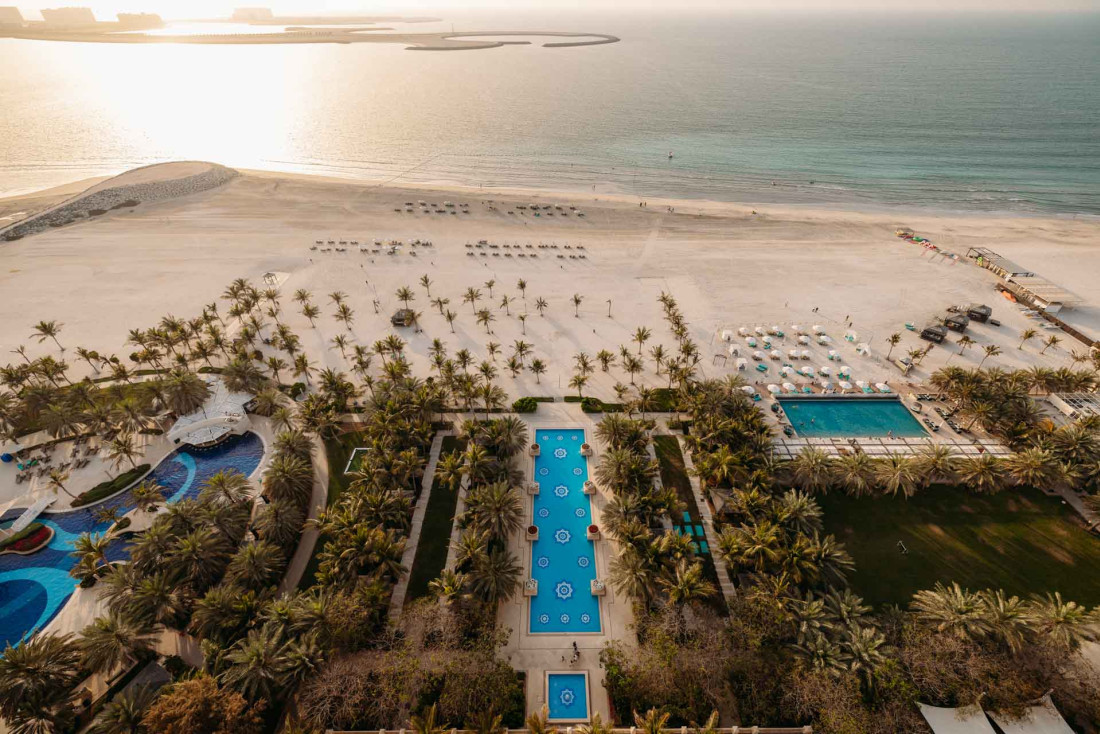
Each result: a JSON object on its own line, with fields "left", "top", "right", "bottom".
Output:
{"left": 297, "top": 431, "right": 367, "bottom": 589}
{"left": 404, "top": 436, "right": 466, "bottom": 602}
{"left": 652, "top": 435, "right": 727, "bottom": 615}
{"left": 820, "top": 486, "right": 1100, "bottom": 608}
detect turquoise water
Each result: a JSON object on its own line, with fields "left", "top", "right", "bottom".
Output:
{"left": 780, "top": 398, "right": 927, "bottom": 438}
{"left": 547, "top": 672, "right": 589, "bottom": 722}
{"left": 0, "top": 12, "right": 1097, "bottom": 213}
{"left": 0, "top": 432, "right": 264, "bottom": 648}
{"left": 529, "top": 429, "right": 600, "bottom": 634}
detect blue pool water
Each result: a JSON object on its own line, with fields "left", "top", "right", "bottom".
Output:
{"left": 529, "top": 429, "right": 601, "bottom": 634}
{"left": 779, "top": 398, "right": 927, "bottom": 438}
{"left": 547, "top": 672, "right": 589, "bottom": 722}
{"left": 0, "top": 431, "right": 264, "bottom": 649}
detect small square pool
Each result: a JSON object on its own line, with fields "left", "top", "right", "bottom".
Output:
{"left": 778, "top": 397, "right": 927, "bottom": 438}
{"left": 546, "top": 671, "right": 589, "bottom": 722}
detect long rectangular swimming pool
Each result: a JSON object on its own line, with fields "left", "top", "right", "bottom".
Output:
{"left": 529, "top": 428, "right": 601, "bottom": 634}
{"left": 779, "top": 397, "right": 927, "bottom": 438}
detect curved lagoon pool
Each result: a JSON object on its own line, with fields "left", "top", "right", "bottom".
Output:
{"left": 0, "top": 431, "right": 264, "bottom": 648}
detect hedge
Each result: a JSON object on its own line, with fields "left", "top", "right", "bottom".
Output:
{"left": 512, "top": 397, "right": 539, "bottom": 413}
{"left": 0, "top": 522, "right": 47, "bottom": 551}
{"left": 72, "top": 464, "right": 151, "bottom": 507}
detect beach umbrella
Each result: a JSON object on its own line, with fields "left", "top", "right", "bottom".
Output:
{"left": 754, "top": 326, "right": 767, "bottom": 336}
{"left": 839, "top": 365, "right": 851, "bottom": 377}
{"left": 800, "top": 350, "right": 811, "bottom": 360}
{"left": 819, "top": 379, "right": 832, "bottom": 389}
{"left": 804, "top": 366, "right": 816, "bottom": 377}
{"left": 813, "top": 325, "right": 825, "bottom": 334}
{"left": 875, "top": 383, "right": 891, "bottom": 393}
{"left": 839, "top": 380, "right": 853, "bottom": 392}
{"left": 747, "top": 337, "right": 758, "bottom": 347}
{"left": 791, "top": 324, "right": 802, "bottom": 333}
{"left": 820, "top": 365, "right": 832, "bottom": 376}
{"left": 797, "top": 335, "right": 810, "bottom": 345}
{"left": 828, "top": 349, "right": 839, "bottom": 360}
{"left": 738, "top": 327, "right": 750, "bottom": 337}
{"left": 782, "top": 382, "right": 797, "bottom": 393}
{"left": 769, "top": 350, "right": 781, "bottom": 360}
{"left": 845, "top": 330, "right": 858, "bottom": 342}
{"left": 740, "top": 385, "right": 756, "bottom": 395}
{"left": 817, "top": 335, "right": 833, "bottom": 345}
{"left": 763, "top": 336, "right": 773, "bottom": 347}
{"left": 770, "top": 325, "right": 781, "bottom": 334}
{"left": 767, "top": 384, "right": 781, "bottom": 394}
{"left": 753, "top": 351, "right": 766, "bottom": 360}
{"left": 856, "top": 380, "right": 869, "bottom": 389}
{"left": 780, "top": 366, "right": 793, "bottom": 377}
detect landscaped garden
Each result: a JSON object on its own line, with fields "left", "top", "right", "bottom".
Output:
{"left": 820, "top": 485, "right": 1100, "bottom": 607}
{"left": 404, "top": 436, "right": 465, "bottom": 601}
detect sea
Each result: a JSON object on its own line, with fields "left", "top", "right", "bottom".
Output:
{"left": 0, "top": 11, "right": 1098, "bottom": 214}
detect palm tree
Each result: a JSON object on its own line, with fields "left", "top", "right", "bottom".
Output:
{"left": 1018, "top": 327, "right": 1038, "bottom": 350}
{"left": 301, "top": 303, "right": 320, "bottom": 326}
{"left": 47, "top": 468, "right": 76, "bottom": 499}
{"left": 529, "top": 358, "right": 547, "bottom": 384}
{"left": 1040, "top": 334, "right": 1061, "bottom": 355}
{"left": 130, "top": 479, "right": 165, "bottom": 512}
{"left": 87, "top": 683, "right": 158, "bottom": 734}
{"left": 106, "top": 433, "right": 141, "bottom": 470}
{"left": 396, "top": 286, "right": 415, "bottom": 308}
{"left": 79, "top": 611, "right": 157, "bottom": 674}
{"left": 979, "top": 589, "right": 1029, "bottom": 653}
{"left": 633, "top": 326, "right": 652, "bottom": 354}
{"left": 469, "top": 547, "right": 521, "bottom": 603}
{"left": 0, "top": 632, "right": 82, "bottom": 729}
{"left": 419, "top": 274, "right": 433, "bottom": 297}
{"left": 569, "top": 373, "right": 589, "bottom": 399}
{"left": 957, "top": 335, "right": 975, "bottom": 354}
{"left": 263, "top": 453, "right": 313, "bottom": 505}
{"left": 526, "top": 706, "right": 556, "bottom": 734}
{"left": 535, "top": 297, "right": 548, "bottom": 317}
{"left": 410, "top": 704, "right": 448, "bottom": 734}
{"left": 463, "top": 287, "right": 482, "bottom": 314}
{"left": 1026, "top": 592, "right": 1099, "bottom": 649}
{"left": 571, "top": 293, "right": 583, "bottom": 317}
{"left": 163, "top": 371, "right": 211, "bottom": 415}
{"left": 913, "top": 444, "right": 957, "bottom": 486}
{"left": 660, "top": 559, "right": 716, "bottom": 612}
{"left": 31, "top": 320, "right": 65, "bottom": 351}
{"left": 293, "top": 354, "right": 314, "bottom": 386}
{"left": 476, "top": 309, "right": 495, "bottom": 334}
{"left": 874, "top": 454, "right": 919, "bottom": 497}
{"left": 788, "top": 447, "right": 833, "bottom": 493}
{"left": 444, "top": 309, "right": 458, "bottom": 333}
{"left": 833, "top": 452, "right": 875, "bottom": 497}
{"left": 1003, "top": 447, "right": 1061, "bottom": 487}
{"left": 226, "top": 541, "right": 286, "bottom": 590}
{"left": 464, "top": 481, "right": 523, "bottom": 542}
{"left": 516, "top": 278, "right": 528, "bottom": 302}
{"left": 886, "top": 333, "right": 901, "bottom": 359}
{"left": 911, "top": 581, "right": 989, "bottom": 640}
{"left": 634, "top": 708, "right": 671, "bottom": 734}
{"left": 484, "top": 279, "right": 496, "bottom": 298}
{"left": 977, "top": 344, "right": 1002, "bottom": 369}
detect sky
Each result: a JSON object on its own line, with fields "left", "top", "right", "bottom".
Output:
{"left": 10, "top": 0, "right": 1100, "bottom": 19}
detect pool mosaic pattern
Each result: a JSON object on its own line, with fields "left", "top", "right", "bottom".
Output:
{"left": 779, "top": 397, "right": 927, "bottom": 438}
{"left": 0, "top": 432, "right": 264, "bottom": 648}
{"left": 547, "top": 672, "right": 589, "bottom": 721}
{"left": 529, "top": 429, "right": 600, "bottom": 634}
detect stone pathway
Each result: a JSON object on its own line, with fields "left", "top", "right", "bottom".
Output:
{"left": 674, "top": 433, "right": 738, "bottom": 607}
{"left": 388, "top": 431, "right": 446, "bottom": 620}
{"left": 278, "top": 434, "right": 329, "bottom": 594}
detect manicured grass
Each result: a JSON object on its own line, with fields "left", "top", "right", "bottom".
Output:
{"left": 72, "top": 463, "right": 151, "bottom": 507}
{"left": 652, "top": 435, "right": 727, "bottom": 615}
{"left": 297, "top": 431, "right": 367, "bottom": 589}
{"left": 405, "top": 436, "right": 466, "bottom": 602}
{"left": 820, "top": 485, "right": 1100, "bottom": 608}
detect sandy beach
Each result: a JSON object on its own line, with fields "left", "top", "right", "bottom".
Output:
{"left": 1, "top": 162, "right": 1097, "bottom": 405}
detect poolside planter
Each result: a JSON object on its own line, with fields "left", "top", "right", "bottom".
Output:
{"left": 587, "top": 524, "right": 600, "bottom": 541}
{"left": 528, "top": 481, "right": 540, "bottom": 496}
{"left": 583, "top": 480, "right": 596, "bottom": 495}
{"left": 580, "top": 443, "right": 593, "bottom": 457}
{"left": 527, "top": 525, "right": 539, "bottom": 541}
{"left": 591, "top": 579, "right": 606, "bottom": 596}
{"left": 529, "top": 442, "right": 541, "bottom": 457}
{"left": 524, "top": 578, "right": 538, "bottom": 597}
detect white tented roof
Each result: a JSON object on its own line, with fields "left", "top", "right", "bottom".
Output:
{"left": 918, "top": 704, "right": 998, "bottom": 734}
{"left": 989, "top": 696, "right": 1074, "bottom": 734}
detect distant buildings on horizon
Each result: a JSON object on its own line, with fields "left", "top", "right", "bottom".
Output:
{"left": 231, "top": 7, "right": 273, "bottom": 22}
{"left": 0, "top": 6, "right": 163, "bottom": 29}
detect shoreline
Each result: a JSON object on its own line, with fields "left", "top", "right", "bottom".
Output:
{"left": 4, "top": 164, "right": 1098, "bottom": 224}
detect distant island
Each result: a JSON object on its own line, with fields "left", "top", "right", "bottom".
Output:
{"left": 0, "top": 6, "right": 619, "bottom": 51}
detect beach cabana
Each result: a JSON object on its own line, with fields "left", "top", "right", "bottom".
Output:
{"left": 839, "top": 380, "right": 853, "bottom": 392}
{"left": 767, "top": 384, "right": 781, "bottom": 394}
{"left": 721, "top": 329, "right": 734, "bottom": 341}
{"left": 727, "top": 344, "right": 740, "bottom": 357}
{"left": 736, "top": 358, "right": 747, "bottom": 371}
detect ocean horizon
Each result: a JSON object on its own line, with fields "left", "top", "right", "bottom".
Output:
{"left": 1, "top": 10, "right": 1098, "bottom": 214}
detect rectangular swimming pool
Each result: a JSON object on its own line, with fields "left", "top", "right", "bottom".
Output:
{"left": 778, "top": 397, "right": 927, "bottom": 438}
{"left": 546, "top": 671, "right": 590, "bottom": 722}
{"left": 529, "top": 428, "right": 601, "bottom": 634}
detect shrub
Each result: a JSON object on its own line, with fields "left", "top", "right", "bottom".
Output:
{"left": 0, "top": 523, "right": 49, "bottom": 552}
{"left": 113, "top": 517, "right": 132, "bottom": 532}
{"left": 512, "top": 397, "right": 539, "bottom": 413}
{"left": 72, "top": 464, "right": 151, "bottom": 507}
{"left": 581, "top": 397, "right": 604, "bottom": 413}
{"left": 288, "top": 382, "right": 307, "bottom": 400}
{"left": 88, "top": 208, "right": 107, "bottom": 216}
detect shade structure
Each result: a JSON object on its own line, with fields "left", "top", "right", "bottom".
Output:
{"left": 782, "top": 382, "right": 797, "bottom": 392}
{"left": 839, "top": 381, "right": 853, "bottom": 391}
{"left": 813, "top": 325, "right": 825, "bottom": 334}
{"left": 918, "top": 704, "right": 997, "bottom": 734}
{"left": 839, "top": 365, "right": 852, "bottom": 377}
{"left": 753, "top": 350, "right": 766, "bottom": 360}
{"left": 727, "top": 344, "right": 740, "bottom": 356}
{"left": 769, "top": 350, "right": 782, "bottom": 360}
{"left": 989, "top": 695, "right": 1075, "bottom": 734}
{"left": 770, "top": 325, "right": 781, "bottom": 334}
{"left": 828, "top": 349, "right": 839, "bottom": 359}
{"left": 797, "top": 335, "right": 810, "bottom": 345}
{"left": 739, "top": 385, "right": 756, "bottom": 395}
{"left": 801, "top": 349, "right": 811, "bottom": 359}
{"left": 820, "top": 365, "right": 832, "bottom": 376}
{"left": 736, "top": 358, "right": 747, "bottom": 370}
{"left": 738, "top": 327, "right": 750, "bottom": 336}
{"left": 754, "top": 326, "right": 767, "bottom": 336}
{"left": 747, "top": 337, "right": 758, "bottom": 347}
{"left": 788, "top": 349, "right": 801, "bottom": 359}
{"left": 817, "top": 335, "right": 833, "bottom": 344}
{"left": 780, "top": 366, "right": 793, "bottom": 376}
{"left": 845, "top": 330, "right": 858, "bottom": 341}
{"left": 875, "top": 382, "right": 891, "bottom": 392}
{"left": 791, "top": 324, "right": 802, "bottom": 333}
{"left": 819, "top": 379, "right": 832, "bottom": 389}
{"left": 763, "top": 336, "right": 773, "bottom": 347}
{"left": 803, "top": 366, "right": 816, "bottom": 377}
{"left": 721, "top": 329, "right": 734, "bottom": 341}
{"left": 767, "top": 384, "right": 781, "bottom": 394}
{"left": 856, "top": 342, "right": 871, "bottom": 355}
{"left": 856, "top": 380, "right": 869, "bottom": 389}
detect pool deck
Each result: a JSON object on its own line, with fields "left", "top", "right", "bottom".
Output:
{"left": 498, "top": 403, "right": 634, "bottom": 723}
{"left": 773, "top": 435, "right": 1012, "bottom": 459}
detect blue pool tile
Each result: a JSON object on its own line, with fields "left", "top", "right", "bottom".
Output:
{"left": 547, "top": 673, "right": 588, "bottom": 721}
{"left": 778, "top": 397, "right": 926, "bottom": 438}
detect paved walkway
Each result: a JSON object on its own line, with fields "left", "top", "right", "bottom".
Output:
{"left": 1058, "top": 486, "right": 1100, "bottom": 532}
{"left": 674, "top": 432, "right": 738, "bottom": 607}
{"left": 388, "top": 431, "right": 446, "bottom": 620}
{"left": 278, "top": 434, "right": 329, "bottom": 594}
